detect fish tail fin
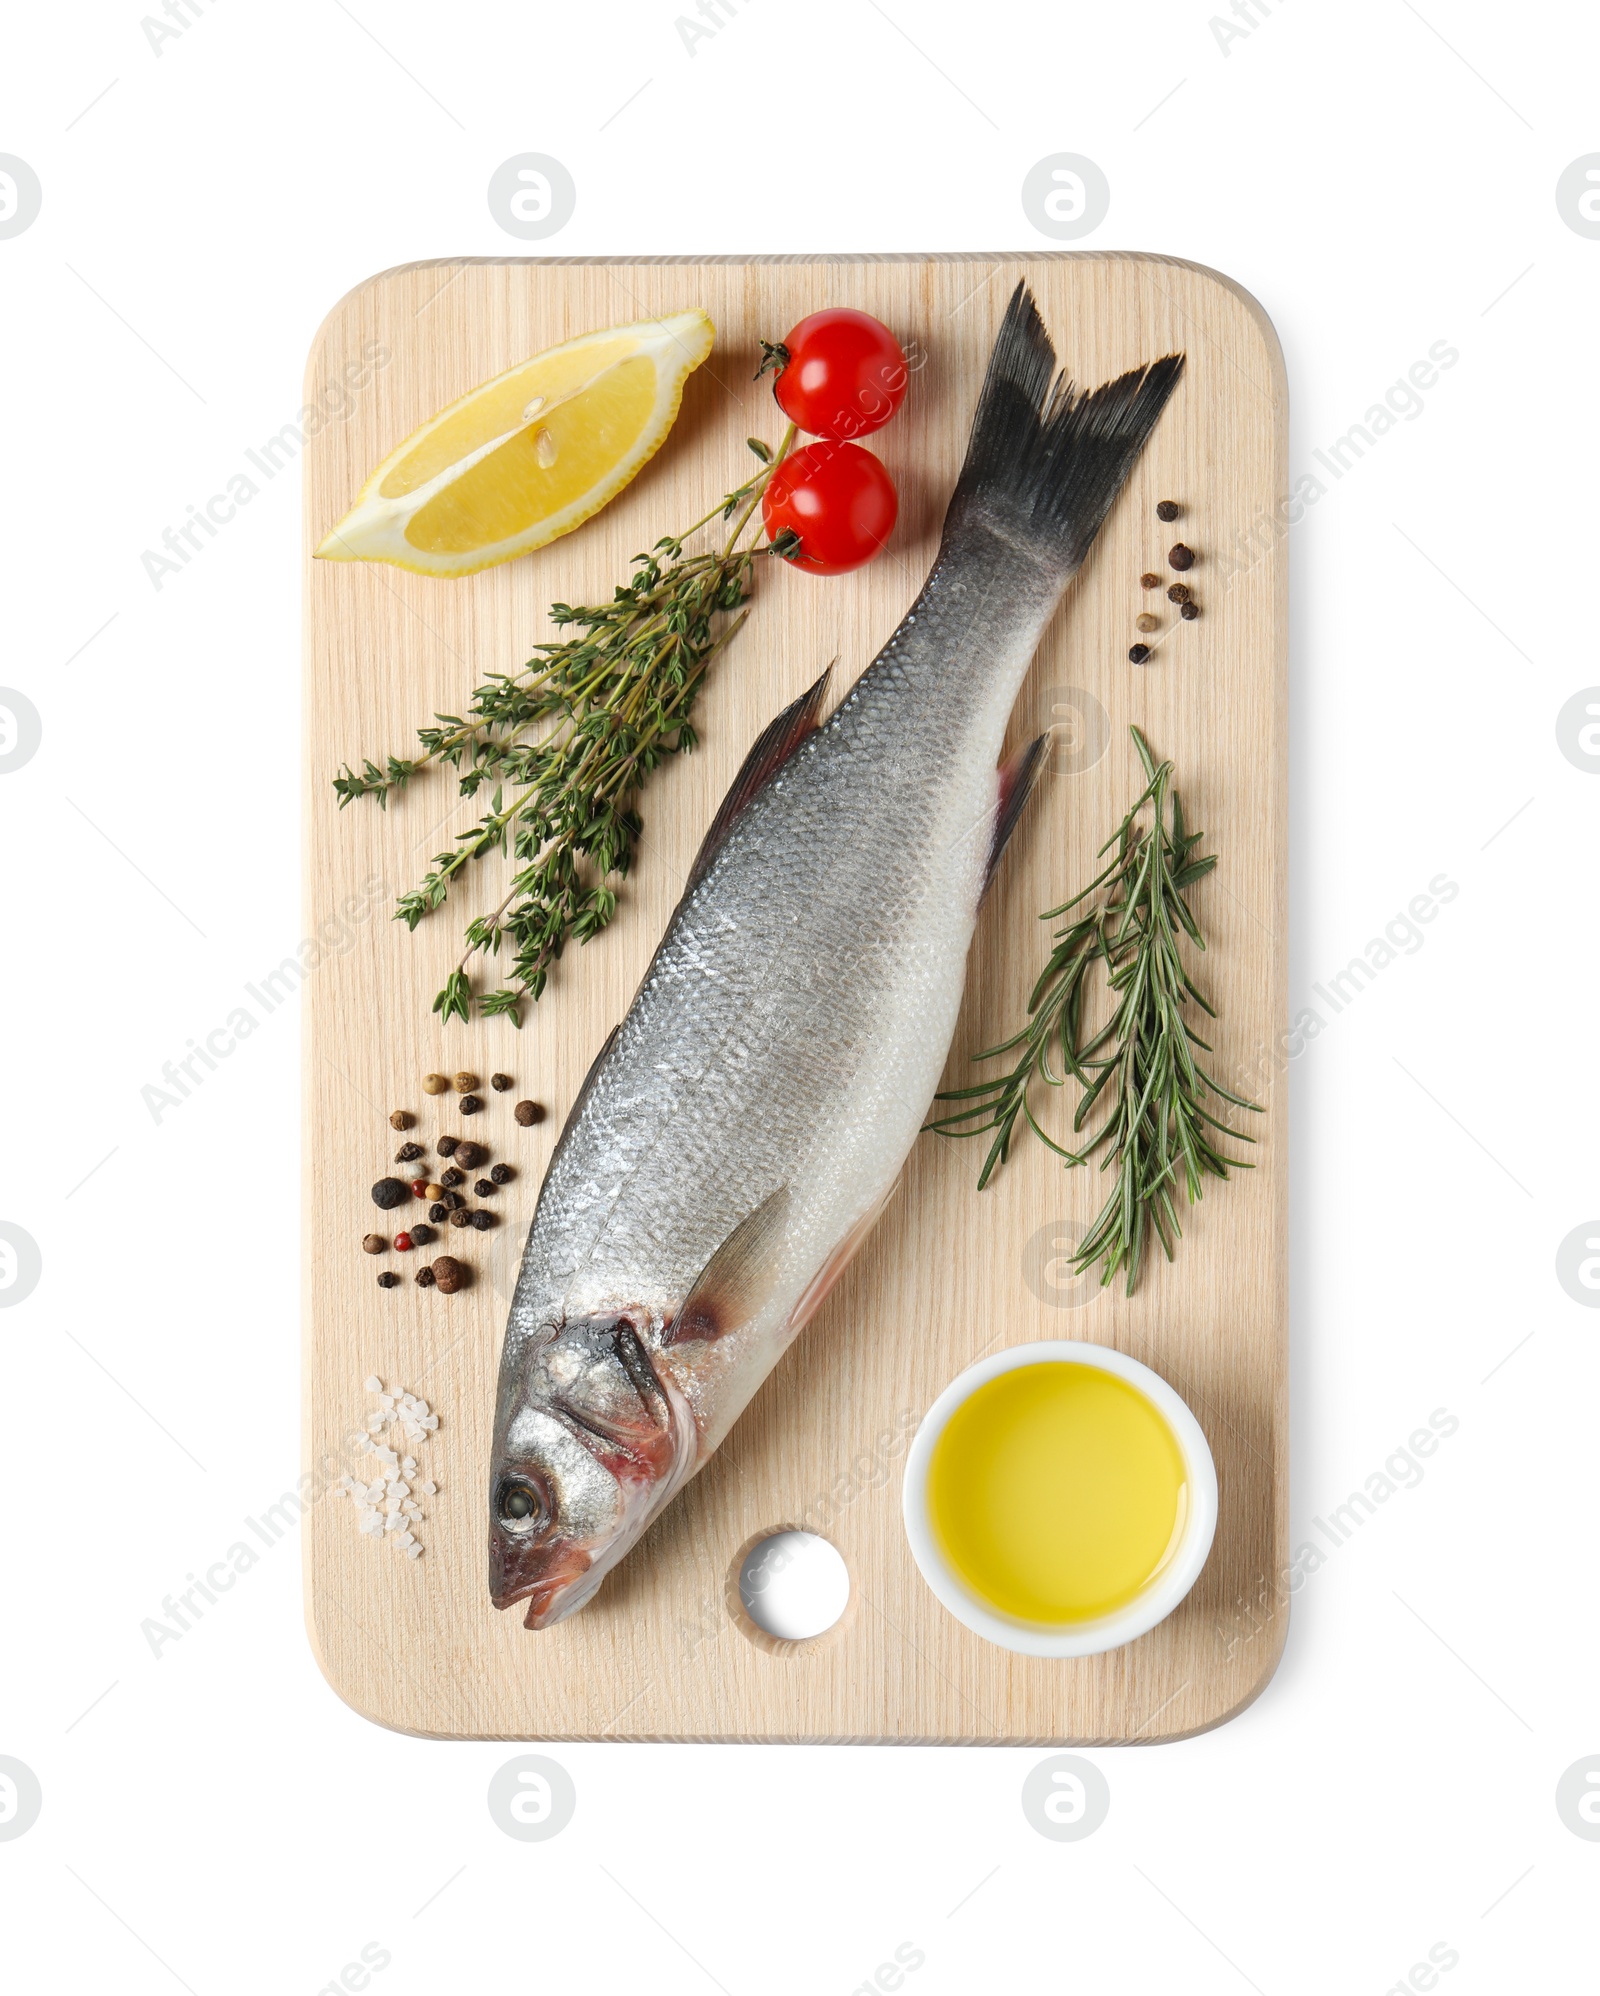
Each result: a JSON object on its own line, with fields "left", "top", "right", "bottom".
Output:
{"left": 945, "top": 282, "right": 1184, "bottom": 575}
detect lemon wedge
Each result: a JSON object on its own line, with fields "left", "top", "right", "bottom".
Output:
{"left": 316, "top": 309, "right": 714, "bottom": 577}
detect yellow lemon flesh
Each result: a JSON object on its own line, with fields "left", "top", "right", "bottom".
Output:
{"left": 316, "top": 310, "right": 714, "bottom": 577}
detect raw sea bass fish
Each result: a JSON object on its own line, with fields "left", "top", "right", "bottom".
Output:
{"left": 490, "top": 285, "right": 1183, "bottom": 1627}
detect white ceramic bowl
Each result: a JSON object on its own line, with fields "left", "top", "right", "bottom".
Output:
{"left": 902, "top": 1340, "right": 1218, "bottom": 1658}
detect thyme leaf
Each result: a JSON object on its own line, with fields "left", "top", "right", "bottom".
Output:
{"left": 337, "top": 426, "right": 798, "bottom": 1024}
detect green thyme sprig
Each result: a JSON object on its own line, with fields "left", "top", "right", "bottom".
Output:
{"left": 929, "top": 726, "right": 1260, "bottom": 1294}
{"left": 335, "top": 430, "right": 800, "bottom": 1025}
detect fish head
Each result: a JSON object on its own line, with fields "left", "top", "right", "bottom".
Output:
{"left": 489, "top": 1310, "right": 692, "bottom": 1629}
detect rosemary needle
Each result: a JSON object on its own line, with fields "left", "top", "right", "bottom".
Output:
{"left": 929, "top": 726, "right": 1260, "bottom": 1295}
{"left": 335, "top": 429, "right": 801, "bottom": 1025}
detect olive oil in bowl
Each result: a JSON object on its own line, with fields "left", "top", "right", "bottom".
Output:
{"left": 927, "top": 1364, "right": 1188, "bottom": 1624}
{"left": 903, "top": 1343, "right": 1217, "bottom": 1657}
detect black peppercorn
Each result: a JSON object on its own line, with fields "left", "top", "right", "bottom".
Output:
{"left": 449, "top": 1207, "right": 473, "bottom": 1229}
{"left": 429, "top": 1202, "right": 447, "bottom": 1223}
{"left": 377, "top": 1271, "right": 400, "bottom": 1289}
{"left": 414, "top": 1266, "right": 437, "bottom": 1288}
{"left": 1128, "top": 643, "right": 1151, "bottom": 664}
{"left": 1167, "top": 543, "right": 1195, "bottom": 572}
{"left": 454, "top": 1141, "right": 487, "bottom": 1171}
{"left": 371, "top": 1177, "right": 410, "bottom": 1211}
{"left": 1139, "top": 571, "right": 1162, "bottom": 590}
{"left": 1166, "top": 582, "right": 1191, "bottom": 604}
{"left": 444, "top": 1190, "right": 466, "bottom": 1211}
{"left": 472, "top": 1178, "right": 492, "bottom": 1197}
{"left": 441, "top": 1166, "right": 465, "bottom": 1188}
{"left": 389, "top": 1109, "right": 415, "bottom": 1131}
{"left": 436, "top": 1134, "right": 459, "bottom": 1157}
{"left": 395, "top": 1142, "right": 424, "bottom": 1163}
{"left": 490, "top": 1162, "right": 513, "bottom": 1184}
{"left": 514, "top": 1100, "right": 545, "bottom": 1127}
{"left": 470, "top": 1209, "right": 494, "bottom": 1231}
{"left": 411, "top": 1222, "right": 437, "bottom": 1246}
{"left": 1155, "top": 499, "right": 1181, "bottom": 522}
{"left": 491, "top": 1072, "right": 513, "bottom": 1092}
{"left": 459, "top": 1093, "right": 483, "bottom": 1116}
{"left": 1180, "top": 599, "right": 1200, "bottom": 620}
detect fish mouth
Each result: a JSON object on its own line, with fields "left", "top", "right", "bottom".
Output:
{"left": 490, "top": 1542, "right": 598, "bottom": 1627}
{"left": 522, "top": 1557, "right": 609, "bottom": 1628}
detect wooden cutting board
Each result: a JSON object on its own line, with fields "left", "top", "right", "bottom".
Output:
{"left": 301, "top": 254, "right": 1288, "bottom": 1744}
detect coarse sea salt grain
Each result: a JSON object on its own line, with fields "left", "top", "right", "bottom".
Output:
{"left": 347, "top": 1376, "right": 441, "bottom": 1559}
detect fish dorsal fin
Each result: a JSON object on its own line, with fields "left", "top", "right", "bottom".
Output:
{"left": 984, "top": 732, "right": 1049, "bottom": 895}
{"left": 664, "top": 1185, "right": 791, "bottom": 1346}
{"left": 685, "top": 666, "right": 833, "bottom": 892}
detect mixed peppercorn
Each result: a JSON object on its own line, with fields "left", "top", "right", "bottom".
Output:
{"left": 363, "top": 1072, "right": 546, "bottom": 1292}
{"left": 1131, "top": 501, "right": 1201, "bottom": 665}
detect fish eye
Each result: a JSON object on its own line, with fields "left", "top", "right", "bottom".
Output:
{"left": 498, "top": 1479, "right": 546, "bottom": 1530}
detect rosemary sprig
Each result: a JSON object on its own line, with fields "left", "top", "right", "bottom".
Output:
{"left": 929, "top": 726, "right": 1260, "bottom": 1294}
{"left": 335, "top": 429, "right": 800, "bottom": 1025}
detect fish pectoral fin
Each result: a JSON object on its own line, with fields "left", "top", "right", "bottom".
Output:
{"left": 787, "top": 1181, "right": 897, "bottom": 1335}
{"left": 685, "top": 666, "right": 833, "bottom": 892}
{"left": 983, "top": 732, "right": 1050, "bottom": 897}
{"left": 665, "top": 1185, "right": 792, "bottom": 1346}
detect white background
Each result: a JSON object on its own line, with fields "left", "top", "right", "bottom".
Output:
{"left": 2, "top": 2, "right": 1597, "bottom": 1990}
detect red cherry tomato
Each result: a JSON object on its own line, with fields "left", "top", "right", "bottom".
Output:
{"left": 762, "top": 441, "right": 898, "bottom": 575}
{"left": 767, "top": 309, "right": 909, "bottom": 440}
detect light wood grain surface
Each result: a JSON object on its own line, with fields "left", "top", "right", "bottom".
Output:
{"left": 301, "top": 254, "right": 1288, "bottom": 1743}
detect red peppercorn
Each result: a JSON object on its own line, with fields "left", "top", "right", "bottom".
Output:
{"left": 394, "top": 1231, "right": 414, "bottom": 1252}
{"left": 409, "top": 1179, "right": 429, "bottom": 1198}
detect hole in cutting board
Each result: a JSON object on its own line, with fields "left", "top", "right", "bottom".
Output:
{"left": 737, "top": 1530, "right": 850, "bottom": 1642}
